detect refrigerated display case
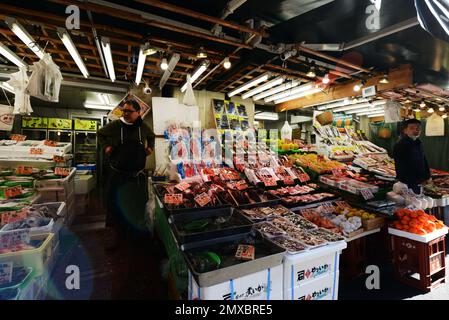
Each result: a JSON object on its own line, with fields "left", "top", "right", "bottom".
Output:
{"left": 74, "top": 131, "right": 97, "bottom": 165}
{"left": 21, "top": 129, "right": 47, "bottom": 140}
{"left": 48, "top": 130, "right": 72, "bottom": 143}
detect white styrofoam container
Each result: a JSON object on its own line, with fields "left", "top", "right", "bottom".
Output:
{"left": 284, "top": 271, "right": 339, "bottom": 301}
{"left": 283, "top": 242, "right": 346, "bottom": 290}
{"left": 0, "top": 219, "right": 55, "bottom": 236}
{"left": 188, "top": 264, "right": 283, "bottom": 300}
{"left": 74, "top": 175, "right": 96, "bottom": 195}
{"left": 388, "top": 227, "right": 448, "bottom": 243}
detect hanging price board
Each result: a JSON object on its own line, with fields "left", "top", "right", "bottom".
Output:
{"left": 361, "top": 189, "right": 374, "bottom": 200}
{"left": 194, "top": 193, "right": 212, "bottom": 207}
{"left": 175, "top": 182, "right": 191, "bottom": 192}
{"left": 55, "top": 167, "right": 71, "bottom": 177}
{"left": 0, "top": 262, "right": 13, "bottom": 286}
{"left": 29, "top": 147, "right": 44, "bottom": 155}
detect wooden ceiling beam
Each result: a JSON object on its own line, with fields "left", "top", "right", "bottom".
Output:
{"left": 276, "top": 64, "right": 413, "bottom": 112}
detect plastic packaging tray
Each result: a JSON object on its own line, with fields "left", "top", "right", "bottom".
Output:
{"left": 182, "top": 232, "right": 285, "bottom": 287}
{"left": 0, "top": 233, "right": 54, "bottom": 276}
{"left": 169, "top": 207, "right": 253, "bottom": 245}
{"left": 0, "top": 218, "right": 55, "bottom": 236}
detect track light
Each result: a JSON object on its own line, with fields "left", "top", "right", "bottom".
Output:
{"left": 428, "top": 107, "right": 434, "bottom": 113}
{"left": 439, "top": 106, "right": 445, "bottom": 112}
{"left": 379, "top": 73, "right": 389, "bottom": 84}
{"left": 197, "top": 47, "right": 207, "bottom": 59}
{"left": 306, "top": 66, "right": 316, "bottom": 78}
{"left": 322, "top": 74, "right": 330, "bottom": 84}
{"left": 420, "top": 100, "right": 426, "bottom": 108}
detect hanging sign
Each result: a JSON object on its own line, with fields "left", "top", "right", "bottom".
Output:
{"left": 21, "top": 117, "right": 48, "bottom": 129}
{"left": 48, "top": 118, "right": 72, "bottom": 130}
{"left": 74, "top": 119, "right": 97, "bottom": 131}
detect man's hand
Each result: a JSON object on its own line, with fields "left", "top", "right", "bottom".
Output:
{"left": 105, "top": 146, "right": 113, "bottom": 155}
{"left": 145, "top": 147, "right": 154, "bottom": 155}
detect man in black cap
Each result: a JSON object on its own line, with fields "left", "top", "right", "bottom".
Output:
{"left": 393, "top": 119, "right": 431, "bottom": 194}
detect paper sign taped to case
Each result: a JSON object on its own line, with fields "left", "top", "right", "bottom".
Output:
{"left": 425, "top": 114, "right": 444, "bottom": 137}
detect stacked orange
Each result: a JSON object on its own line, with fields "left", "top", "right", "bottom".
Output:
{"left": 391, "top": 209, "right": 446, "bottom": 235}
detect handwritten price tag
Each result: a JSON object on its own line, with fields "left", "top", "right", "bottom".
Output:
{"left": 236, "top": 180, "right": 248, "bottom": 191}
{"left": 194, "top": 193, "right": 212, "bottom": 207}
{"left": 164, "top": 194, "right": 183, "bottom": 205}
{"left": 361, "top": 189, "right": 374, "bottom": 200}
{"left": 298, "top": 173, "right": 310, "bottom": 183}
{"left": 264, "top": 178, "right": 278, "bottom": 187}
{"left": 283, "top": 177, "right": 295, "bottom": 185}
{"left": 43, "top": 140, "right": 58, "bottom": 147}
{"left": 1, "top": 208, "right": 28, "bottom": 225}
{"left": 0, "top": 229, "right": 30, "bottom": 249}
{"left": 0, "top": 262, "right": 13, "bottom": 286}
{"left": 55, "top": 167, "right": 71, "bottom": 177}
{"left": 335, "top": 201, "right": 350, "bottom": 209}
{"left": 175, "top": 182, "right": 191, "bottom": 192}
{"left": 29, "top": 148, "right": 43, "bottom": 155}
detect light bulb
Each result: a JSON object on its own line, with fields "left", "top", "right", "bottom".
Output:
{"left": 322, "top": 74, "right": 330, "bottom": 84}
{"left": 223, "top": 57, "right": 231, "bottom": 69}
{"left": 443, "top": 114, "right": 448, "bottom": 119}
{"left": 306, "top": 67, "right": 316, "bottom": 78}
{"left": 428, "top": 107, "right": 434, "bottom": 113}
{"left": 439, "top": 106, "right": 445, "bottom": 112}
{"left": 160, "top": 58, "right": 168, "bottom": 70}
{"left": 353, "top": 84, "right": 361, "bottom": 92}
{"left": 420, "top": 101, "right": 426, "bottom": 108}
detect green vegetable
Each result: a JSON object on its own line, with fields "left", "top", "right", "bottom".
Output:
{"left": 3, "top": 181, "right": 34, "bottom": 188}
{"left": 199, "top": 251, "right": 221, "bottom": 267}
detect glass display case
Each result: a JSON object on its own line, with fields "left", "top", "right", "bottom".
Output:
{"left": 74, "top": 131, "right": 97, "bottom": 165}
{"left": 21, "top": 129, "right": 47, "bottom": 140}
{"left": 48, "top": 130, "right": 72, "bottom": 143}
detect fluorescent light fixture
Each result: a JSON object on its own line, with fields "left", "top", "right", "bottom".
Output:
{"left": 181, "top": 60, "right": 209, "bottom": 92}
{"left": 135, "top": 45, "right": 147, "bottom": 85}
{"left": 0, "top": 42, "right": 26, "bottom": 68}
{"left": 349, "top": 106, "right": 385, "bottom": 115}
{"left": 197, "top": 47, "right": 207, "bottom": 59}
{"left": 100, "top": 37, "right": 115, "bottom": 82}
{"left": 223, "top": 57, "right": 231, "bottom": 69}
{"left": 334, "top": 100, "right": 386, "bottom": 113}
{"left": 357, "top": 109, "right": 385, "bottom": 116}
{"left": 160, "top": 58, "right": 168, "bottom": 71}
{"left": 427, "top": 0, "right": 449, "bottom": 36}
{"left": 265, "top": 83, "right": 314, "bottom": 103}
{"left": 253, "top": 80, "right": 300, "bottom": 101}
{"left": 5, "top": 17, "right": 44, "bottom": 59}
{"left": 274, "top": 87, "right": 322, "bottom": 104}
{"left": 84, "top": 103, "right": 115, "bottom": 110}
{"left": 0, "top": 82, "right": 14, "bottom": 93}
{"left": 159, "top": 53, "right": 180, "bottom": 90}
{"left": 57, "top": 28, "right": 89, "bottom": 78}
{"left": 229, "top": 72, "right": 271, "bottom": 97}
{"left": 317, "top": 98, "right": 371, "bottom": 111}
{"left": 368, "top": 112, "right": 385, "bottom": 118}
{"left": 242, "top": 77, "right": 284, "bottom": 100}
{"left": 254, "top": 112, "right": 279, "bottom": 121}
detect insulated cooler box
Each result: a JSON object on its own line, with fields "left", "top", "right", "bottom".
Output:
{"left": 283, "top": 241, "right": 347, "bottom": 300}
{"left": 188, "top": 264, "right": 283, "bottom": 300}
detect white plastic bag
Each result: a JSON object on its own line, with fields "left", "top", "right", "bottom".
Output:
{"left": 183, "top": 75, "right": 197, "bottom": 106}
{"left": 281, "top": 121, "right": 292, "bottom": 140}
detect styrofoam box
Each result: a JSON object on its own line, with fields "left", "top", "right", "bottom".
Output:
{"left": 284, "top": 242, "right": 346, "bottom": 289}
{"left": 284, "top": 271, "right": 339, "bottom": 301}
{"left": 74, "top": 175, "right": 96, "bottom": 195}
{"left": 388, "top": 227, "right": 448, "bottom": 243}
{"left": 189, "top": 264, "right": 283, "bottom": 300}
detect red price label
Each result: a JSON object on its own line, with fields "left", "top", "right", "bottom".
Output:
{"left": 15, "top": 166, "right": 33, "bottom": 175}
{"left": 10, "top": 134, "right": 26, "bottom": 142}
{"left": 335, "top": 201, "right": 350, "bottom": 209}
{"left": 175, "top": 182, "right": 191, "bottom": 192}
{"left": 53, "top": 155, "right": 65, "bottom": 163}
{"left": 236, "top": 180, "right": 248, "bottom": 191}
{"left": 29, "top": 148, "right": 43, "bottom": 155}
{"left": 164, "top": 194, "right": 183, "bottom": 205}
{"left": 194, "top": 193, "right": 212, "bottom": 207}
{"left": 1, "top": 208, "right": 28, "bottom": 225}
{"left": 298, "top": 173, "right": 310, "bottom": 183}
{"left": 361, "top": 189, "right": 374, "bottom": 200}
{"left": 43, "top": 140, "right": 58, "bottom": 147}
{"left": 264, "top": 178, "right": 277, "bottom": 187}
{"left": 55, "top": 167, "right": 71, "bottom": 177}
{"left": 283, "top": 177, "right": 295, "bottom": 185}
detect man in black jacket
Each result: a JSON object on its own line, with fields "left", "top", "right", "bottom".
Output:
{"left": 393, "top": 119, "right": 431, "bottom": 194}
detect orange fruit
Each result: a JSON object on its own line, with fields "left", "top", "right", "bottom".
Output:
{"left": 410, "top": 212, "right": 418, "bottom": 218}
{"left": 417, "top": 229, "right": 426, "bottom": 235}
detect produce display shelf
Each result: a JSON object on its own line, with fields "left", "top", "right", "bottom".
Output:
{"left": 346, "top": 228, "right": 381, "bottom": 242}
{"left": 388, "top": 227, "right": 448, "bottom": 243}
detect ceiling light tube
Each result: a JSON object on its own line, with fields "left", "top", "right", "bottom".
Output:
{"left": 265, "top": 83, "right": 315, "bottom": 103}
{"left": 242, "top": 77, "right": 285, "bottom": 99}
{"left": 159, "top": 53, "right": 180, "bottom": 90}
{"left": 0, "top": 82, "right": 14, "bottom": 93}
{"left": 317, "top": 98, "right": 371, "bottom": 111}
{"left": 135, "top": 44, "right": 147, "bottom": 85}
{"left": 229, "top": 72, "right": 271, "bottom": 97}
{"left": 254, "top": 112, "right": 279, "bottom": 121}
{"left": 367, "top": 112, "right": 385, "bottom": 118}
{"left": 274, "top": 87, "right": 322, "bottom": 104}
{"left": 333, "top": 100, "right": 386, "bottom": 113}
{"left": 347, "top": 106, "right": 385, "bottom": 115}
{"left": 57, "top": 28, "right": 89, "bottom": 78}
{"left": 84, "top": 103, "right": 115, "bottom": 110}
{"left": 100, "top": 37, "right": 115, "bottom": 82}
{"left": 5, "top": 17, "right": 44, "bottom": 59}
{"left": 181, "top": 60, "right": 209, "bottom": 92}
{"left": 253, "top": 80, "right": 300, "bottom": 101}
{"left": 357, "top": 109, "right": 386, "bottom": 116}
{"left": 0, "top": 42, "right": 26, "bottom": 68}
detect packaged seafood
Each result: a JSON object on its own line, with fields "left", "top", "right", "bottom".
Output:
{"left": 308, "top": 228, "right": 345, "bottom": 242}
{"left": 269, "top": 236, "right": 308, "bottom": 254}
{"left": 241, "top": 207, "right": 274, "bottom": 221}
{"left": 271, "top": 205, "right": 292, "bottom": 217}
{"left": 285, "top": 229, "right": 328, "bottom": 247}
{"left": 253, "top": 222, "right": 286, "bottom": 238}
{"left": 286, "top": 215, "right": 318, "bottom": 230}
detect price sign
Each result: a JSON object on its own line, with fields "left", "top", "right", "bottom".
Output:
{"left": 55, "top": 167, "right": 71, "bottom": 177}
{"left": 298, "top": 173, "right": 310, "bottom": 183}
{"left": 0, "top": 262, "right": 13, "bottom": 286}
{"left": 10, "top": 134, "right": 26, "bottom": 142}
{"left": 0, "top": 229, "right": 30, "bottom": 249}
{"left": 2, "top": 186, "right": 22, "bottom": 199}
{"left": 283, "top": 177, "right": 295, "bottom": 185}
{"left": 335, "top": 201, "right": 350, "bottom": 209}
{"left": 43, "top": 140, "right": 58, "bottom": 147}
{"left": 29, "top": 147, "right": 43, "bottom": 155}
{"left": 175, "top": 182, "right": 191, "bottom": 192}
{"left": 164, "top": 194, "right": 183, "bottom": 205}
{"left": 361, "top": 189, "right": 374, "bottom": 200}
{"left": 236, "top": 180, "right": 248, "bottom": 191}
{"left": 264, "top": 178, "right": 277, "bottom": 187}
{"left": 1, "top": 208, "right": 28, "bottom": 225}
{"left": 53, "top": 155, "right": 65, "bottom": 163}
{"left": 15, "top": 166, "right": 33, "bottom": 175}
{"left": 194, "top": 193, "right": 212, "bottom": 207}
{"left": 332, "top": 168, "right": 343, "bottom": 177}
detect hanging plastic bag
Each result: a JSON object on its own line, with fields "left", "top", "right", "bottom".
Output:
{"left": 7, "top": 67, "right": 32, "bottom": 115}
{"left": 384, "top": 99, "right": 401, "bottom": 123}
{"left": 281, "top": 121, "right": 292, "bottom": 141}
{"left": 183, "top": 74, "right": 197, "bottom": 106}
{"left": 0, "top": 104, "right": 14, "bottom": 131}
